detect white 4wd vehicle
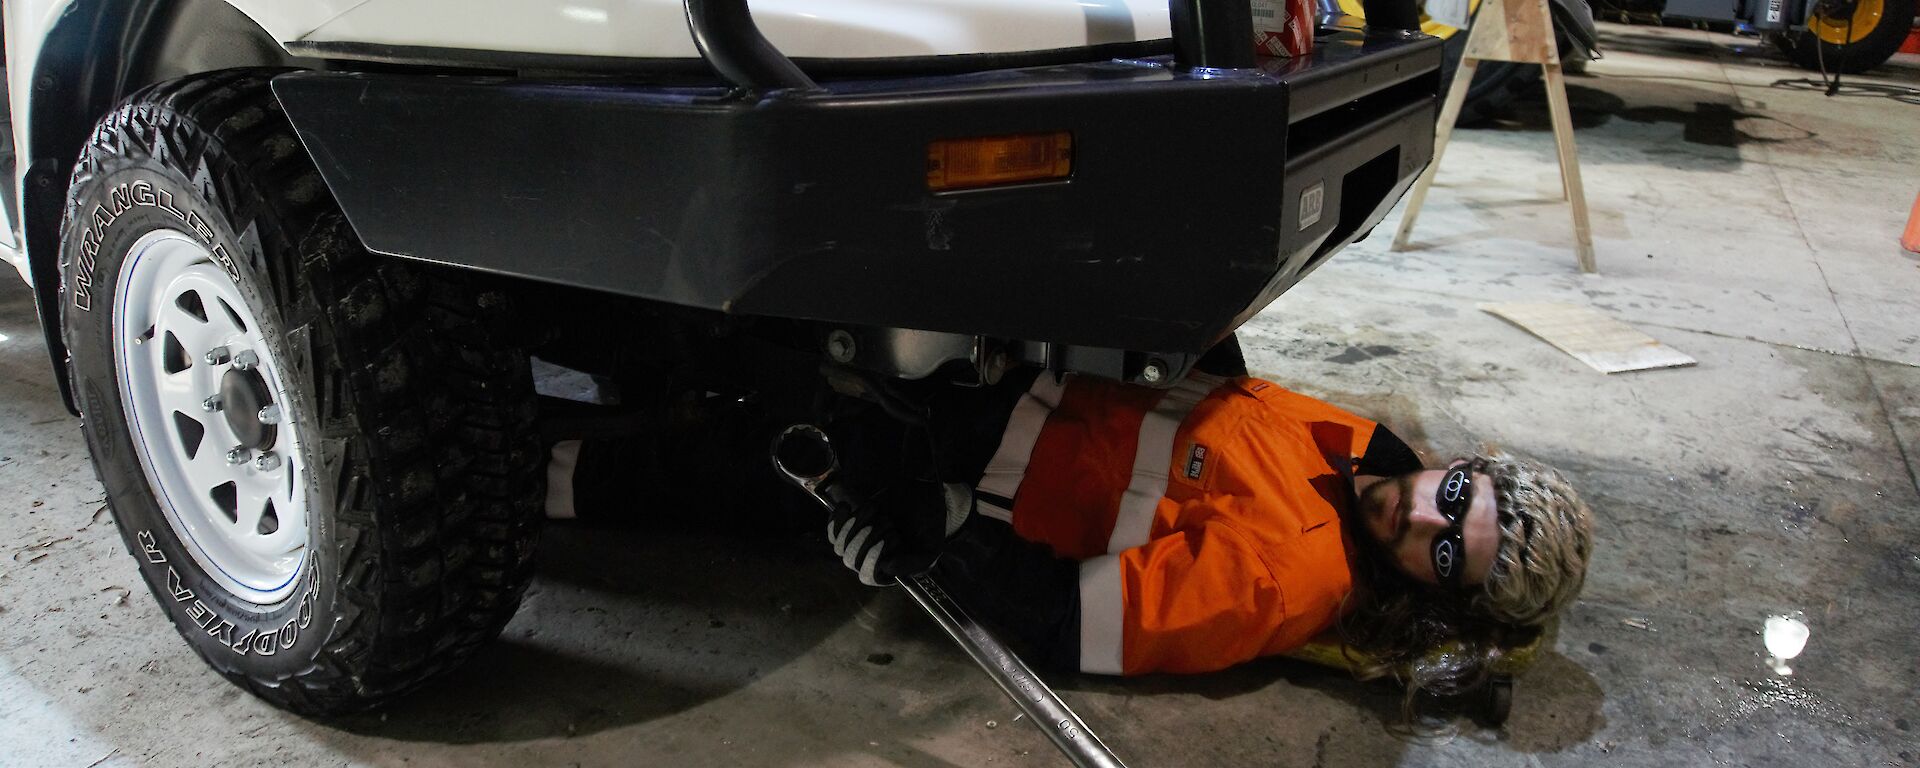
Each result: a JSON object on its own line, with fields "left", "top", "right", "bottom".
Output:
{"left": 4, "top": 0, "right": 1439, "bottom": 714}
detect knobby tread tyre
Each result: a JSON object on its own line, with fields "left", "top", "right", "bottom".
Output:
{"left": 58, "top": 69, "right": 543, "bottom": 714}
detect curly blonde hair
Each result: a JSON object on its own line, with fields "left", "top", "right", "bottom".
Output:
{"left": 1339, "top": 451, "right": 1594, "bottom": 716}
{"left": 1474, "top": 452, "right": 1595, "bottom": 626}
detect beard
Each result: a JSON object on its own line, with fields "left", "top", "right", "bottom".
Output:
{"left": 1352, "top": 473, "right": 1413, "bottom": 546}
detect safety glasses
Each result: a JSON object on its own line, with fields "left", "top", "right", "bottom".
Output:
{"left": 1431, "top": 462, "right": 1473, "bottom": 589}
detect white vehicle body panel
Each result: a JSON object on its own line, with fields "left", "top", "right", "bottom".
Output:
{"left": 2, "top": 0, "right": 71, "bottom": 281}
{"left": 300, "top": 0, "right": 1172, "bottom": 60}
{"left": 5, "top": 0, "right": 365, "bottom": 285}
{"left": 195, "top": 0, "right": 375, "bottom": 41}
{"left": 3, "top": 239, "right": 19, "bottom": 286}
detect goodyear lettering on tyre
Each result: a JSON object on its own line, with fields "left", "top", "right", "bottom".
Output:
{"left": 140, "top": 528, "right": 318, "bottom": 657}
{"left": 136, "top": 529, "right": 166, "bottom": 563}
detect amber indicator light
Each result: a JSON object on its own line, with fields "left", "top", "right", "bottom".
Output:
{"left": 926, "top": 132, "right": 1073, "bottom": 192}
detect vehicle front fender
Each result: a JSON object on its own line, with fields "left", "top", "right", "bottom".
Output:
{"left": 15, "top": 0, "right": 296, "bottom": 414}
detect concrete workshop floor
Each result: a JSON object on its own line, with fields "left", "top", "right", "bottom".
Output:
{"left": 3, "top": 23, "right": 1918, "bottom": 768}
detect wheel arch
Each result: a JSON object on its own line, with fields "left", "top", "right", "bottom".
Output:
{"left": 22, "top": 0, "right": 303, "bottom": 414}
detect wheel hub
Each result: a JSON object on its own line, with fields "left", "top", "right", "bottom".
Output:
{"left": 1811, "top": 0, "right": 1884, "bottom": 45}
{"left": 219, "top": 367, "right": 277, "bottom": 450}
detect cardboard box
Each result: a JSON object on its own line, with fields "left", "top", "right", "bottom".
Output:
{"left": 1251, "top": 0, "right": 1315, "bottom": 57}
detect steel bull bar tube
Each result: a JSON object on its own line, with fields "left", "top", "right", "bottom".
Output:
{"left": 772, "top": 425, "right": 1128, "bottom": 768}
{"left": 1357, "top": 0, "right": 1425, "bottom": 34}
{"left": 682, "top": 0, "right": 819, "bottom": 92}
{"left": 1170, "top": 0, "right": 1258, "bottom": 68}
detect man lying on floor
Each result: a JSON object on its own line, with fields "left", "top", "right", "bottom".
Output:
{"left": 546, "top": 343, "right": 1595, "bottom": 701}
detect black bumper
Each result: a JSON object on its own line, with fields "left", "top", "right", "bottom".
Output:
{"left": 273, "top": 27, "right": 1439, "bottom": 355}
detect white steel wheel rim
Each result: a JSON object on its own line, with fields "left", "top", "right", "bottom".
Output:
{"left": 114, "top": 229, "right": 309, "bottom": 605}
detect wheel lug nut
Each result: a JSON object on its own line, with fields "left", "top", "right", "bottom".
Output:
{"left": 226, "top": 446, "right": 251, "bottom": 465}
{"left": 202, "top": 396, "right": 223, "bottom": 412}
{"left": 257, "top": 405, "right": 281, "bottom": 425}
{"left": 232, "top": 350, "right": 259, "bottom": 371}
{"left": 205, "top": 346, "right": 232, "bottom": 365}
{"left": 254, "top": 451, "right": 281, "bottom": 471}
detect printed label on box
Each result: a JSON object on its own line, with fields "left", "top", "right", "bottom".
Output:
{"left": 1428, "top": 0, "right": 1472, "bottom": 30}
{"left": 1251, "top": 0, "right": 1314, "bottom": 57}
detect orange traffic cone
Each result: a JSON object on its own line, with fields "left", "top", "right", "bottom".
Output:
{"left": 1906, "top": 191, "right": 1920, "bottom": 254}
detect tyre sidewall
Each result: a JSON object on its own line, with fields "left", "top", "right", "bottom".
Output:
{"left": 62, "top": 145, "right": 340, "bottom": 679}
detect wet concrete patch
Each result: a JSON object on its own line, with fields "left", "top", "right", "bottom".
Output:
{"left": 1478, "top": 80, "right": 1820, "bottom": 168}
{"left": 1616, "top": 101, "right": 1810, "bottom": 148}
{"left": 1324, "top": 344, "right": 1402, "bottom": 364}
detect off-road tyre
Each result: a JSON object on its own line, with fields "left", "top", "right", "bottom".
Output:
{"left": 1771, "top": 0, "right": 1914, "bottom": 75}
{"left": 59, "top": 69, "right": 543, "bottom": 714}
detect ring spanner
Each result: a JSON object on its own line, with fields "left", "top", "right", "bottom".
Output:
{"left": 771, "top": 423, "right": 1127, "bottom": 768}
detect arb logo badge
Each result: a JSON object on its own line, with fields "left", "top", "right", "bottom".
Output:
{"left": 1299, "top": 182, "right": 1325, "bottom": 230}
{"left": 1185, "top": 443, "right": 1210, "bottom": 481}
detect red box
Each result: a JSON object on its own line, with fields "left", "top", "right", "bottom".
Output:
{"left": 1252, "top": 0, "right": 1315, "bottom": 57}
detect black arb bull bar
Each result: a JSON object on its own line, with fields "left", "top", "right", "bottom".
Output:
{"left": 271, "top": 0, "right": 1439, "bottom": 386}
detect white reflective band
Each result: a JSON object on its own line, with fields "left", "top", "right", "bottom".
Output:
{"left": 974, "top": 375, "right": 1066, "bottom": 519}
{"left": 977, "top": 499, "right": 1014, "bottom": 523}
{"left": 544, "top": 440, "right": 583, "bottom": 520}
{"left": 1078, "top": 554, "right": 1125, "bottom": 675}
{"left": 1104, "top": 373, "right": 1220, "bottom": 553}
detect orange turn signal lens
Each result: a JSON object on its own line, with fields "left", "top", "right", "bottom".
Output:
{"left": 926, "top": 132, "right": 1073, "bottom": 192}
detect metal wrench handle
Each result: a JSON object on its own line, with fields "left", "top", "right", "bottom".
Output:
{"left": 771, "top": 424, "right": 1128, "bottom": 768}
{"left": 897, "top": 572, "right": 1126, "bottom": 768}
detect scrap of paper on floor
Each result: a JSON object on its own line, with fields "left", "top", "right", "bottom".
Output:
{"left": 1479, "top": 302, "right": 1696, "bottom": 374}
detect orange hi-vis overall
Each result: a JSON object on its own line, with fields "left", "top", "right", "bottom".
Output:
{"left": 973, "top": 372, "right": 1385, "bottom": 675}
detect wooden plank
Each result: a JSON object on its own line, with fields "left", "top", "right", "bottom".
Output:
{"left": 1461, "top": 0, "right": 1514, "bottom": 61}
{"left": 1480, "top": 302, "right": 1695, "bottom": 373}
{"left": 1463, "top": 0, "right": 1556, "bottom": 63}
{"left": 1543, "top": 62, "right": 1597, "bottom": 272}
{"left": 1391, "top": 58, "right": 1479, "bottom": 251}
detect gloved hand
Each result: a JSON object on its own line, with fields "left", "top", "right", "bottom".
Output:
{"left": 827, "top": 481, "right": 973, "bottom": 587}
{"left": 818, "top": 385, "right": 980, "bottom": 587}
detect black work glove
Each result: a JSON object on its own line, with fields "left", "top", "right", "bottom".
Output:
{"left": 826, "top": 480, "right": 973, "bottom": 587}
{"left": 819, "top": 382, "right": 990, "bottom": 587}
